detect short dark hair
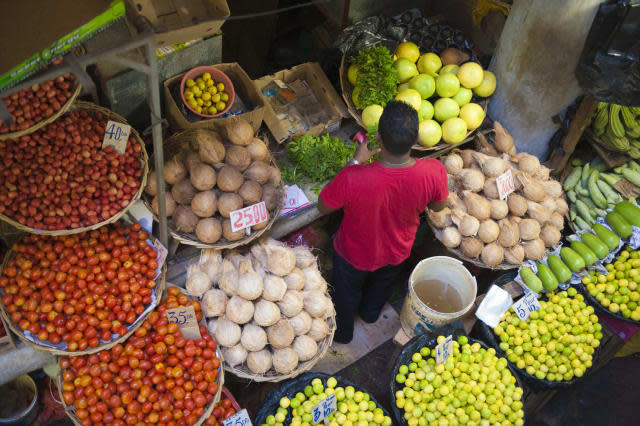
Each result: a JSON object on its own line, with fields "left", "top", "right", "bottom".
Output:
{"left": 378, "top": 101, "right": 418, "bottom": 155}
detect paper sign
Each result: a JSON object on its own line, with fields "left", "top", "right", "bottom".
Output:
{"left": 475, "top": 285, "right": 513, "bottom": 328}
{"left": 102, "top": 120, "right": 131, "bottom": 154}
{"left": 512, "top": 292, "right": 541, "bottom": 321}
{"left": 223, "top": 409, "right": 252, "bottom": 426}
{"left": 166, "top": 305, "right": 201, "bottom": 340}
{"left": 435, "top": 335, "right": 453, "bottom": 365}
{"left": 312, "top": 393, "right": 337, "bottom": 425}
{"left": 281, "top": 185, "right": 310, "bottom": 216}
{"left": 496, "top": 169, "right": 515, "bottom": 200}
{"left": 230, "top": 201, "right": 268, "bottom": 232}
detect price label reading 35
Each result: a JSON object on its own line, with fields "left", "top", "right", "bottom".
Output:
{"left": 166, "top": 305, "right": 201, "bottom": 340}
{"left": 223, "top": 409, "right": 252, "bottom": 426}
{"left": 230, "top": 201, "right": 268, "bottom": 232}
{"left": 101, "top": 120, "right": 131, "bottom": 154}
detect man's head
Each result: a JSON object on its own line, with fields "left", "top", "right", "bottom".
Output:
{"left": 378, "top": 101, "right": 418, "bottom": 155}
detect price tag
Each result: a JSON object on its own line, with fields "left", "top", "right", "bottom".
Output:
{"left": 223, "top": 409, "right": 252, "bottom": 426}
{"left": 312, "top": 393, "right": 337, "bottom": 425}
{"left": 435, "top": 335, "right": 453, "bottom": 365}
{"left": 230, "top": 201, "right": 268, "bottom": 232}
{"left": 281, "top": 185, "right": 310, "bottom": 216}
{"left": 512, "top": 292, "right": 541, "bottom": 321}
{"left": 166, "top": 305, "right": 201, "bottom": 340}
{"left": 102, "top": 120, "right": 131, "bottom": 154}
{"left": 496, "top": 169, "right": 516, "bottom": 200}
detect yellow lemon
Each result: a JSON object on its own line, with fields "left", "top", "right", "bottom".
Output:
{"left": 208, "top": 86, "right": 218, "bottom": 95}
{"left": 202, "top": 72, "right": 211, "bottom": 80}
{"left": 212, "top": 94, "right": 221, "bottom": 103}
{"left": 216, "top": 101, "right": 226, "bottom": 111}
{"left": 395, "top": 89, "right": 422, "bottom": 111}
{"left": 395, "top": 41, "right": 420, "bottom": 63}
{"left": 202, "top": 92, "right": 211, "bottom": 101}
{"left": 473, "top": 70, "right": 497, "bottom": 97}
{"left": 442, "top": 117, "right": 468, "bottom": 144}
{"left": 459, "top": 103, "right": 485, "bottom": 130}
{"left": 417, "top": 120, "right": 442, "bottom": 147}
{"left": 186, "top": 79, "right": 196, "bottom": 88}
{"left": 197, "top": 82, "right": 206, "bottom": 91}
{"left": 362, "top": 104, "right": 384, "bottom": 128}
{"left": 204, "top": 100, "right": 212, "bottom": 107}
{"left": 417, "top": 53, "right": 442, "bottom": 77}
{"left": 196, "top": 77, "right": 204, "bottom": 84}
{"left": 206, "top": 79, "right": 214, "bottom": 87}
{"left": 208, "top": 106, "right": 217, "bottom": 114}
{"left": 457, "top": 62, "right": 485, "bottom": 89}
{"left": 196, "top": 98, "right": 204, "bottom": 106}
{"left": 221, "top": 93, "right": 229, "bottom": 102}
{"left": 217, "top": 82, "right": 225, "bottom": 92}
{"left": 347, "top": 64, "right": 359, "bottom": 86}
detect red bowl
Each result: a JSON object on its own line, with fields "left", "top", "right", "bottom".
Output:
{"left": 180, "top": 66, "right": 235, "bottom": 118}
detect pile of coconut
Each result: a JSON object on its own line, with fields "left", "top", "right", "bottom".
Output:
{"left": 185, "top": 238, "right": 335, "bottom": 377}
{"left": 432, "top": 121, "right": 568, "bottom": 268}
{"left": 144, "top": 119, "right": 281, "bottom": 244}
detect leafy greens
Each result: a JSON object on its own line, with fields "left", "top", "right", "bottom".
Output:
{"left": 354, "top": 45, "right": 398, "bottom": 109}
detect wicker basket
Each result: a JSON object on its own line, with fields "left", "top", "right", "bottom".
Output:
{"left": 0, "top": 82, "right": 82, "bottom": 141}
{"left": 143, "top": 128, "right": 284, "bottom": 249}
{"left": 0, "top": 101, "right": 149, "bottom": 235}
{"left": 339, "top": 55, "right": 488, "bottom": 153}
{"left": 0, "top": 227, "right": 167, "bottom": 356}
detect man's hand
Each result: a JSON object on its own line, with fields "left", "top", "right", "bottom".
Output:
{"left": 353, "top": 139, "right": 382, "bottom": 164}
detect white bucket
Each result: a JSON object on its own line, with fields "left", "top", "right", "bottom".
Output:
{"left": 400, "top": 256, "right": 477, "bottom": 337}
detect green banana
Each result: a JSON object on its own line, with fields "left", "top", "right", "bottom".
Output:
{"left": 609, "top": 104, "right": 626, "bottom": 138}
{"left": 593, "top": 105, "right": 609, "bottom": 134}
{"left": 621, "top": 106, "right": 640, "bottom": 130}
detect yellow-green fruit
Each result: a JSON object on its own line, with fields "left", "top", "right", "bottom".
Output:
{"left": 347, "top": 64, "right": 359, "bottom": 86}
{"left": 473, "top": 70, "right": 497, "bottom": 97}
{"left": 395, "top": 41, "right": 421, "bottom": 63}
{"left": 440, "top": 64, "right": 460, "bottom": 75}
{"left": 459, "top": 103, "right": 486, "bottom": 130}
{"left": 408, "top": 74, "right": 436, "bottom": 99}
{"left": 395, "top": 89, "right": 422, "bottom": 111}
{"left": 433, "top": 98, "right": 460, "bottom": 122}
{"left": 352, "top": 86, "right": 362, "bottom": 109}
{"left": 362, "top": 104, "right": 384, "bottom": 128}
{"left": 442, "top": 117, "right": 468, "bottom": 144}
{"left": 395, "top": 58, "right": 419, "bottom": 83}
{"left": 418, "top": 120, "right": 442, "bottom": 147}
{"left": 435, "top": 73, "right": 460, "bottom": 98}
{"left": 397, "top": 82, "right": 410, "bottom": 93}
{"left": 417, "top": 53, "right": 442, "bottom": 77}
{"left": 457, "top": 62, "right": 485, "bottom": 89}
{"left": 452, "top": 87, "right": 473, "bottom": 107}
{"left": 418, "top": 100, "right": 434, "bottom": 121}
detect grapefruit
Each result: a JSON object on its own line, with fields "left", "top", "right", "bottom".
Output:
{"left": 397, "top": 82, "right": 410, "bottom": 93}
{"left": 352, "top": 86, "right": 362, "bottom": 109}
{"left": 395, "top": 42, "right": 420, "bottom": 63}
{"left": 452, "top": 87, "right": 473, "bottom": 107}
{"left": 417, "top": 53, "right": 442, "bottom": 77}
{"left": 418, "top": 100, "right": 434, "bottom": 121}
{"left": 395, "top": 89, "right": 422, "bottom": 111}
{"left": 440, "top": 64, "right": 460, "bottom": 75}
{"left": 394, "top": 58, "right": 419, "bottom": 83}
{"left": 418, "top": 120, "right": 442, "bottom": 147}
{"left": 457, "top": 62, "right": 484, "bottom": 89}
{"left": 347, "top": 64, "right": 359, "bottom": 86}
{"left": 409, "top": 74, "right": 436, "bottom": 99}
{"left": 434, "top": 98, "right": 460, "bottom": 122}
{"left": 442, "top": 117, "right": 468, "bottom": 144}
{"left": 435, "top": 73, "right": 460, "bottom": 98}
{"left": 459, "top": 103, "right": 485, "bottom": 130}
{"left": 362, "top": 104, "right": 384, "bottom": 128}
{"left": 473, "top": 70, "right": 497, "bottom": 97}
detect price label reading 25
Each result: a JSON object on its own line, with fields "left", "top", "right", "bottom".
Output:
{"left": 230, "top": 201, "right": 268, "bottom": 233}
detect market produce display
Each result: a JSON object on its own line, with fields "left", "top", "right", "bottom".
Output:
{"left": 58, "top": 288, "right": 222, "bottom": 426}
{"left": 590, "top": 102, "right": 640, "bottom": 157}
{"left": 183, "top": 72, "right": 230, "bottom": 116}
{"left": 143, "top": 119, "right": 283, "bottom": 246}
{"left": 0, "top": 222, "right": 165, "bottom": 353}
{"left": 188, "top": 239, "right": 335, "bottom": 379}
{"left": 432, "top": 122, "right": 567, "bottom": 268}
{"left": 393, "top": 335, "right": 524, "bottom": 426}
{"left": 0, "top": 105, "right": 146, "bottom": 232}
{"left": 204, "top": 388, "right": 240, "bottom": 425}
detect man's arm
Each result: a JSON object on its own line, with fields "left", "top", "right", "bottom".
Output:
{"left": 317, "top": 196, "right": 337, "bottom": 215}
{"left": 428, "top": 200, "right": 447, "bottom": 212}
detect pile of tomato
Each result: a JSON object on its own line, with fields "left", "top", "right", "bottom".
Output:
{"left": 60, "top": 290, "right": 220, "bottom": 426}
{"left": 205, "top": 395, "right": 238, "bottom": 425}
{"left": 0, "top": 222, "right": 159, "bottom": 351}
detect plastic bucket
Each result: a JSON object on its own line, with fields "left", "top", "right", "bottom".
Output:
{"left": 400, "top": 256, "right": 477, "bottom": 337}
{"left": 0, "top": 374, "right": 38, "bottom": 425}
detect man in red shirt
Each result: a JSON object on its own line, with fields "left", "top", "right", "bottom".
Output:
{"left": 318, "top": 101, "right": 449, "bottom": 343}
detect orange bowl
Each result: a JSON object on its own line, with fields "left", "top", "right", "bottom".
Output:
{"left": 180, "top": 66, "right": 235, "bottom": 118}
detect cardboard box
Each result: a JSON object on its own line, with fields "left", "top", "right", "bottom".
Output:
{"left": 125, "top": 0, "right": 230, "bottom": 47}
{"left": 253, "top": 62, "right": 348, "bottom": 144}
{"left": 163, "top": 62, "right": 266, "bottom": 133}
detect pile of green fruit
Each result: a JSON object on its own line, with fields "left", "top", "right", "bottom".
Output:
{"left": 591, "top": 102, "right": 640, "bottom": 156}
{"left": 261, "top": 376, "right": 392, "bottom": 426}
{"left": 582, "top": 247, "right": 640, "bottom": 322}
{"left": 394, "top": 336, "right": 524, "bottom": 426}
{"left": 496, "top": 288, "right": 602, "bottom": 382}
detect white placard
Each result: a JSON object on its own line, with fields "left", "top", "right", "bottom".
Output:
{"left": 312, "top": 393, "right": 337, "bottom": 425}
{"left": 102, "top": 120, "right": 131, "bottom": 154}
{"left": 230, "top": 201, "right": 268, "bottom": 232}
{"left": 475, "top": 285, "right": 513, "bottom": 328}
{"left": 223, "top": 409, "right": 252, "bottom": 426}
{"left": 496, "top": 169, "right": 516, "bottom": 200}
{"left": 281, "top": 185, "right": 310, "bottom": 216}
{"left": 435, "top": 335, "right": 453, "bottom": 365}
{"left": 166, "top": 305, "right": 201, "bottom": 340}
{"left": 512, "top": 292, "right": 541, "bottom": 321}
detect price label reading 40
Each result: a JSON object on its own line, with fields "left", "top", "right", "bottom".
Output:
{"left": 166, "top": 305, "right": 201, "bottom": 340}
{"left": 223, "top": 409, "right": 252, "bottom": 426}
{"left": 312, "top": 393, "right": 337, "bottom": 425}
{"left": 230, "top": 201, "right": 268, "bottom": 233}
{"left": 101, "top": 120, "right": 131, "bottom": 154}
{"left": 496, "top": 169, "right": 516, "bottom": 200}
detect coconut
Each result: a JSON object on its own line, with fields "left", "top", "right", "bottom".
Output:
{"left": 247, "top": 349, "right": 272, "bottom": 374}
{"left": 190, "top": 163, "right": 217, "bottom": 190}
{"left": 185, "top": 151, "right": 201, "bottom": 171}
{"left": 535, "top": 166, "right": 551, "bottom": 181}
{"left": 447, "top": 174, "right": 458, "bottom": 192}
{"left": 446, "top": 193, "right": 467, "bottom": 213}
{"left": 307, "top": 318, "right": 330, "bottom": 342}
{"left": 164, "top": 155, "right": 187, "bottom": 184}
{"left": 241, "top": 323, "right": 267, "bottom": 352}
{"left": 472, "top": 152, "right": 508, "bottom": 178}
{"left": 218, "top": 193, "right": 243, "bottom": 218}
{"left": 555, "top": 198, "right": 569, "bottom": 215}
{"left": 145, "top": 171, "right": 158, "bottom": 196}
{"left": 217, "top": 165, "right": 244, "bottom": 192}
{"left": 152, "top": 193, "right": 176, "bottom": 217}
{"left": 478, "top": 219, "right": 500, "bottom": 243}
{"left": 219, "top": 259, "right": 238, "bottom": 296}
{"left": 526, "top": 200, "right": 551, "bottom": 224}
{"left": 223, "top": 219, "right": 245, "bottom": 241}
{"left": 262, "top": 274, "right": 287, "bottom": 302}
{"left": 196, "top": 218, "right": 222, "bottom": 243}
{"left": 460, "top": 237, "right": 483, "bottom": 259}
{"left": 262, "top": 183, "right": 279, "bottom": 210}
{"left": 540, "top": 224, "right": 561, "bottom": 248}
{"left": 483, "top": 178, "right": 500, "bottom": 200}
{"left": 490, "top": 199, "right": 509, "bottom": 220}
{"left": 226, "top": 295, "right": 255, "bottom": 324}
{"left": 269, "top": 166, "right": 282, "bottom": 185}
{"left": 171, "top": 179, "right": 197, "bottom": 205}
{"left": 541, "top": 198, "right": 557, "bottom": 213}
{"left": 225, "top": 145, "right": 252, "bottom": 171}
{"left": 429, "top": 207, "right": 453, "bottom": 228}
{"left": 277, "top": 290, "right": 304, "bottom": 317}
{"left": 522, "top": 238, "right": 545, "bottom": 260}
{"left": 264, "top": 239, "right": 296, "bottom": 276}
{"left": 284, "top": 268, "right": 305, "bottom": 291}
{"left": 510, "top": 216, "right": 522, "bottom": 225}
{"left": 214, "top": 319, "right": 241, "bottom": 347}
{"left": 173, "top": 206, "right": 199, "bottom": 233}
{"left": 268, "top": 319, "right": 295, "bottom": 349}
{"left": 493, "top": 122, "right": 516, "bottom": 155}
{"left": 288, "top": 311, "right": 312, "bottom": 336}
{"left": 293, "top": 246, "right": 315, "bottom": 269}
{"left": 254, "top": 300, "right": 281, "bottom": 327}
{"left": 237, "top": 260, "right": 263, "bottom": 300}
{"left": 238, "top": 180, "right": 263, "bottom": 206}
{"left": 548, "top": 212, "right": 564, "bottom": 230}
{"left": 519, "top": 218, "right": 541, "bottom": 240}
{"left": 481, "top": 243, "right": 504, "bottom": 267}
{"left": 508, "top": 193, "right": 528, "bottom": 216}
{"left": 441, "top": 226, "right": 462, "bottom": 248}
{"left": 292, "top": 335, "right": 318, "bottom": 362}
{"left": 221, "top": 344, "right": 247, "bottom": 367}
{"left": 459, "top": 150, "right": 475, "bottom": 168}
{"left": 542, "top": 180, "right": 563, "bottom": 198}
{"left": 207, "top": 318, "right": 218, "bottom": 336}
{"left": 504, "top": 245, "right": 525, "bottom": 265}
{"left": 244, "top": 161, "right": 271, "bottom": 185}
{"left": 272, "top": 348, "right": 299, "bottom": 374}
{"left": 515, "top": 153, "right": 540, "bottom": 176}
{"left": 201, "top": 250, "right": 222, "bottom": 282}
{"left": 250, "top": 244, "right": 267, "bottom": 267}
{"left": 247, "top": 138, "right": 268, "bottom": 161}
{"left": 517, "top": 174, "right": 546, "bottom": 203}
{"left": 185, "top": 265, "right": 211, "bottom": 298}
{"left": 476, "top": 132, "right": 499, "bottom": 156}
{"left": 197, "top": 130, "right": 226, "bottom": 163}
{"left": 202, "top": 288, "right": 227, "bottom": 317}
{"left": 463, "top": 191, "right": 491, "bottom": 221}
{"left": 498, "top": 219, "right": 520, "bottom": 248}
{"left": 457, "top": 169, "right": 485, "bottom": 192}
{"left": 302, "top": 267, "right": 327, "bottom": 293}
{"left": 226, "top": 119, "right": 253, "bottom": 146}
{"left": 443, "top": 154, "right": 464, "bottom": 175}
{"left": 191, "top": 191, "right": 217, "bottom": 217}
{"left": 302, "top": 291, "right": 330, "bottom": 318}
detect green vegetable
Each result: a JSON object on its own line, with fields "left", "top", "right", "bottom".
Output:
{"left": 575, "top": 199, "right": 594, "bottom": 223}
{"left": 597, "top": 180, "right": 621, "bottom": 203}
{"left": 570, "top": 241, "right": 597, "bottom": 267}
{"left": 581, "top": 163, "right": 590, "bottom": 187}
{"left": 593, "top": 223, "right": 620, "bottom": 251}
{"left": 575, "top": 181, "right": 589, "bottom": 197}
{"left": 621, "top": 168, "right": 640, "bottom": 187}
{"left": 520, "top": 266, "right": 542, "bottom": 293}
{"left": 614, "top": 201, "right": 640, "bottom": 227}
{"left": 548, "top": 255, "right": 572, "bottom": 283}
{"left": 571, "top": 158, "right": 583, "bottom": 167}
{"left": 564, "top": 167, "right": 581, "bottom": 191}
{"left": 560, "top": 247, "right": 586, "bottom": 273}
{"left": 629, "top": 160, "right": 640, "bottom": 172}
{"left": 569, "top": 204, "right": 577, "bottom": 221}
{"left": 588, "top": 170, "right": 608, "bottom": 208}
{"left": 536, "top": 263, "right": 558, "bottom": 292}
{"left": 354, "top": 46, "right": 398, "bottom": 109}
{"left": 599, "top": 172, "right": 621, "bottom": 187}
{"left": 605, "top": 211, "right": 632, "bottom": 238}
{"left": 574, "top": 216, "right": 590, "bottom": 230}
{"left": 577, "top": 196, "right": 596, "bottom": 211}
{"left": 581, "top": 233, "right": 609, "bottom": 259}
{"left": 567, "top": 190, "right": 577, "bottom": 203}
{"left": 591, "top": 158, "right": 608, "bottom": 172}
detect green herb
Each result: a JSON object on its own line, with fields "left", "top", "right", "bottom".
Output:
{"left": 366, "top": 125, "right": 380, "bottom": 153}
{"left": 354, "top": 45, "right": 398, "bottom": 109}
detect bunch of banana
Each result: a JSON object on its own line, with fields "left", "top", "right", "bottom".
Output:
{"left": 592, "top": 102, "right": 640, "bottom": 157}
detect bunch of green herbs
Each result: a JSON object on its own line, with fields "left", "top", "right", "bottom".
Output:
{"left": 354, "top": 45, "right": 398, "bottom": 109}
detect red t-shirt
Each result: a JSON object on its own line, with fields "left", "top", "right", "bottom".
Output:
{"left": 320, "top": 158, "right": 448, "bottom": 271}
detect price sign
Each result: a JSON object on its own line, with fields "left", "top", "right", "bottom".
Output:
{"left": 223, "top": 409, "right": 252, "bottom": 426}
{"left": 102, "top": 120, "right": 131, "bottom": 154}
{"left": 230, "top": 201, "right": 268, "bottom": 232}
{"left": 512, "top": 292, "right": 541, "bottom": 321}
{"left": 496, "top": 169, "right": 516, "bottom": 200}
{"left": 281, "top": 185, "right": 310, "bottom": 216}
{"left": 312, "top": 393, "right": 337, "bottom": 425}
{"left": 166, "top": 305, "right": 201, "bottom": 340}
{"left": 435, "top": 335, "right": 453, "bottom": 365}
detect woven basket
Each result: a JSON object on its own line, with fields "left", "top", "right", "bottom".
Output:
{"left": 339, "top": 54, "right": 488, "bottom": 153}
{"left": 0, "top": 101, "right": 149, "bottom": 235}
{"left": 143, "top": 128, "right": 284, "bottom": 249}
{"left": 0, "top": 230, "right": 167, "bottom": 356}
{"left": 0, "top": 82, "right": 82, "bottom": 141}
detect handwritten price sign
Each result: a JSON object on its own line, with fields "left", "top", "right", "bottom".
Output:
{"left": 166, "top": 305, "right": 201, "bottom": 340}
{"left": 496, "top": 169, "right": 515, "bottom": 200}
{"left": 435, "top": 335, "right": 453, "bottom": 365}
{"left": 102, "top": 120, "right": 131, "bottom": 154}
{"left": 230, "top": 201, "right": 268, "bottom": 233}
{"left": 312, "top": 393, "right": 337, "bottom": 425}
{"left": 223, "top": 409, "right": 252, "bottom": 426}
{"left": 512, "top": 292, "right": 541, "bottom": 321}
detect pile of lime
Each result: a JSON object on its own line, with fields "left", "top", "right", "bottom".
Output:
{"left": 582, "top": 247, "right": 640, "bottom": 321}
{"left": 495, "top": 288, "right": 602, "bottom": 382}
{"left": 261, "top": 376, "right": 392, "bottom": 426}
{"left": 183, "top": 72, "right": 230, "bottom": 115}
{"left": 394, "top": 335, "right": 524, "bottom": 426}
